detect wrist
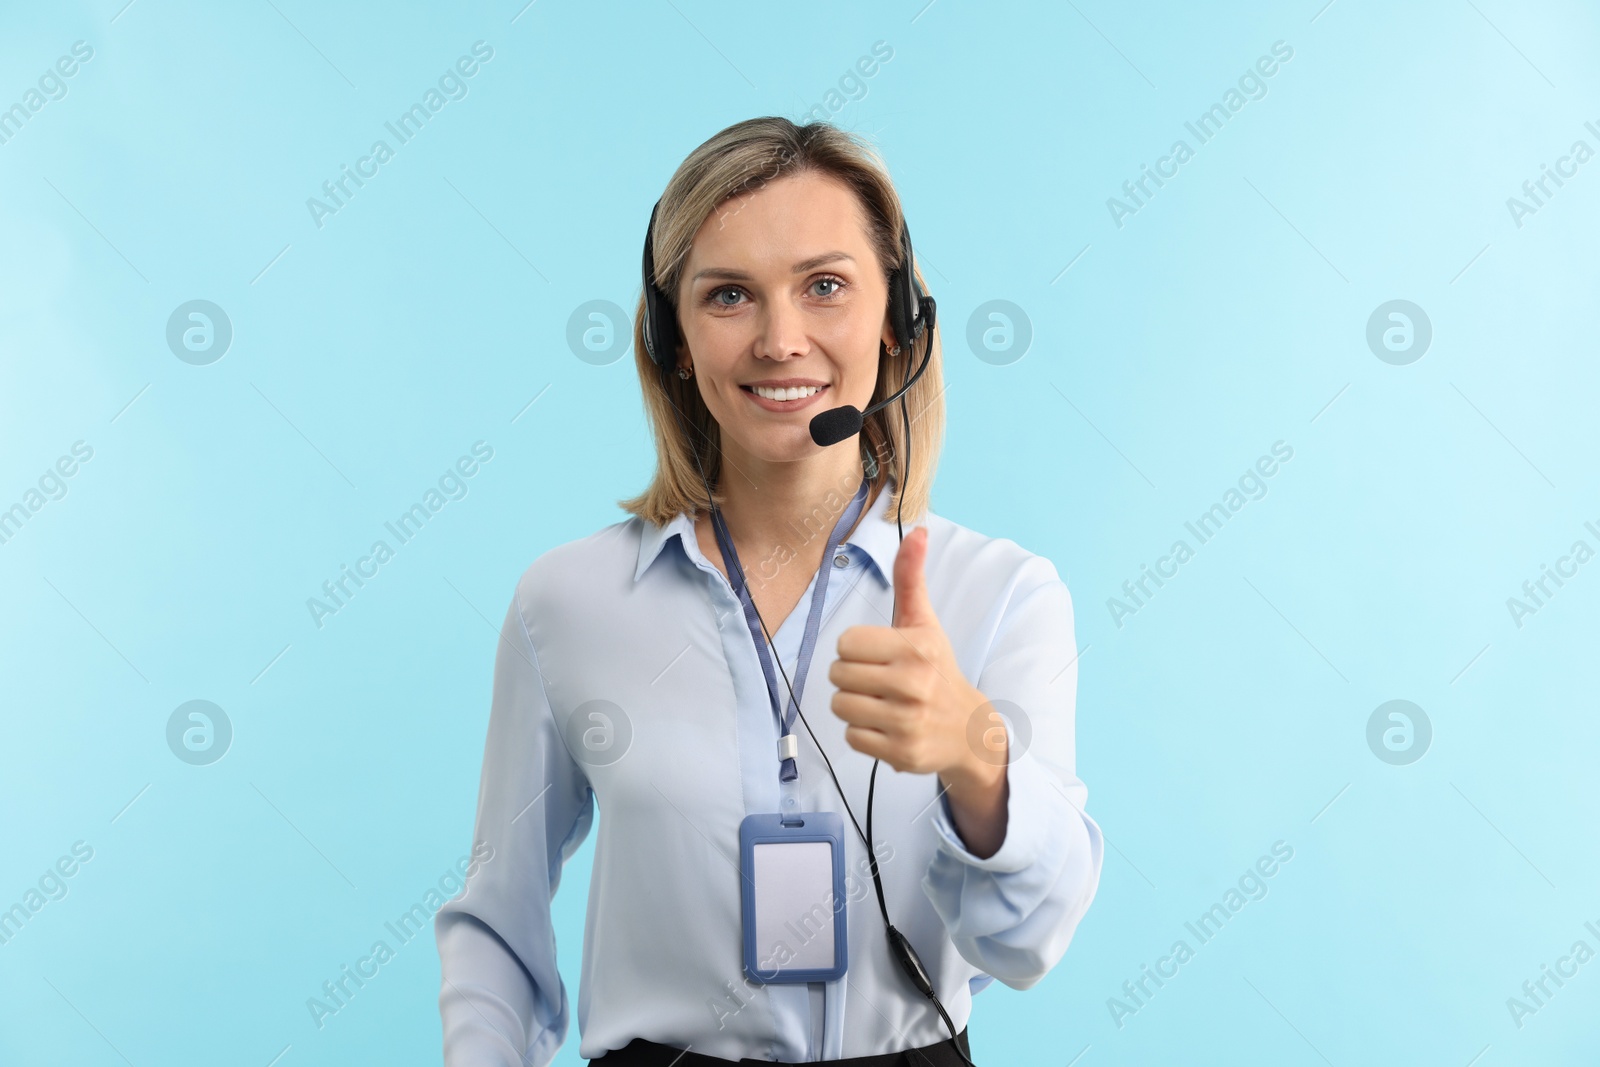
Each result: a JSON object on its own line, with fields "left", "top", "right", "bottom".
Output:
{"left": 937, "top": 745, "right": 1009, "bottom": 860}
{"left": 942, "top": 686, "right": 1008, "bottom": 789}
{"left": 940, "top": 749, "right": 1006, "bottom": 797}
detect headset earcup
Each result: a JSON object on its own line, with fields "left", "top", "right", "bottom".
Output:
{"left": 645, "top": 285, "right": 677, "bottom": 370}
{"left": 889, "top": 221, "right": 924, "bottom": 352}
{"left": 887, "top": 268, "right": 909, "bottom": 354}
{"left": 642, "top": 200, "right": 679, "bottom": 372}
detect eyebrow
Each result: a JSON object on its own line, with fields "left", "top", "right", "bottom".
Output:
{"left": 690, "top": 252, "right": 856, "bottom": 284}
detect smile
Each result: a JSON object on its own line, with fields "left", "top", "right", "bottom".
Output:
{"left": 740, "top": 383, "right": 829, "bottom": 411}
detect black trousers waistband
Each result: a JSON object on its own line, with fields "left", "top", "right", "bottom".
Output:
{"left": 590, "top": 1027, "right": 970, "bottom": 1066}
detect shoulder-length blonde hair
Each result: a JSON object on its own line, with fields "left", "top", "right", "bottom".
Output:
{"left": 618, "top": 117, "right": 944, "bottom": 527}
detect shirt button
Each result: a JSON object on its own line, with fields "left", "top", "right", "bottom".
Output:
{"left": 833, "top": 553, "right": 850, "bottom": 568}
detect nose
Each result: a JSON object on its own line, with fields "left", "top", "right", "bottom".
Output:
{"left": 756, "top": 293, "right": 809, "bottom": 361}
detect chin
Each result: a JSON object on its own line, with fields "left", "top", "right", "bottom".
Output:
{"left": 742, "top": 431, "right": 825, "bottom": 462}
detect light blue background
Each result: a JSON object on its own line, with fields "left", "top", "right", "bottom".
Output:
{"left": 3, "top": 1, "right": 1598, "bottom": 1064}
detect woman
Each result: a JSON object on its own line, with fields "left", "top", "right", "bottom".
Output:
{"left": 434, "top": 117, "right": 1103, "bottom": 1066}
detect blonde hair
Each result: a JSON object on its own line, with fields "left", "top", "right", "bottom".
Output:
{"left": 618, "top": 116, "right": 944, "bottom": 527}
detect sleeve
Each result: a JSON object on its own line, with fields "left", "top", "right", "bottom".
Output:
{"left": 919, "top": 561, "right": 1104, "bottom": 991}
{"left": 435, "top": 581, "right": 596, "bottom": 1067}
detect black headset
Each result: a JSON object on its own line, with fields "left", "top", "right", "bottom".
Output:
{"left": 639, "top": 195, "right": 974, "bottom": 1066}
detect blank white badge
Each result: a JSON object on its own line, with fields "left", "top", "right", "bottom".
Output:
{"left": 751, "top": 840, "right": 836, "bottom": 972}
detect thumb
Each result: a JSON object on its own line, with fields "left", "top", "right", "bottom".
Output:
{"left": 891, "top": 526, "right": 935, "bottom": 628}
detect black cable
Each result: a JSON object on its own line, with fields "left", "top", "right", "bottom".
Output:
{"left": 659, "top": 327, "right": 974, "bottom": 1067}
{"left": 868, "top": 336, "right": 977, "bottom": 1067}
{"left": 863, "top": 331, "right": 913, "bottom": 925}
{"left": 661, "top": 379, "right": 875, "bottom": 861}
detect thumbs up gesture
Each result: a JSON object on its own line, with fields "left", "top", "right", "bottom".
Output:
{"left": 827, "top": 526, "right": 1004, "bottom": 784}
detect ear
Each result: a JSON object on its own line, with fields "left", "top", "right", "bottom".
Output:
{"left": 880, "top": 312, "right": 899, "bottom": 356}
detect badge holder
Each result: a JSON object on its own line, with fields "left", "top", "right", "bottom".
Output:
{"left": 738, "top": 809, "right": 849, "bottom": 984}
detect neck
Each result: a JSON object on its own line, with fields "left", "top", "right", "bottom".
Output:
{"left": 710, "top": 439, "right": 874, "bottom": 565}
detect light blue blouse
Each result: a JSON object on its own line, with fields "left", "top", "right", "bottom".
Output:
{"left": 434, "top": 481, "right": 1104, "bottom": 1064}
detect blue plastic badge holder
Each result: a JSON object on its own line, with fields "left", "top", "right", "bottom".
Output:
{"left": 738, "top": 811, "right": 849, "bottom": 984}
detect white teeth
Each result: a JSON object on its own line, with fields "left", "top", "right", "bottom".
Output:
{"left": 752, "top": 384, "right": 821, "bottom": 401}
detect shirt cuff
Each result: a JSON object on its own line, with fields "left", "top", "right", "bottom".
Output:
{"left": 929, "top": 740, "right": 1064, "bottom": 875}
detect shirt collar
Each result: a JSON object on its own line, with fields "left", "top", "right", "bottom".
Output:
{"left": 840, "top": 478, "right": 904, "bottom": 588}
{"left": 634, "top": 509, "right": 696, "bottom": 583}
{"left": 633, "top": 478, "right": 907, "bottom": 587}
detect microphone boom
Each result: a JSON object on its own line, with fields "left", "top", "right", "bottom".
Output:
{"left": 807, "top": 296, "right": 936, "bottom": 447}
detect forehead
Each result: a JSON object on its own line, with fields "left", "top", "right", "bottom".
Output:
{"left": 680, "top": 171, "right": 877, "bottom": 277}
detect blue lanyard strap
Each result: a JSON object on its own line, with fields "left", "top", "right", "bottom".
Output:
{"left": 710, "top": 476, "right": 872, "bottom": 783}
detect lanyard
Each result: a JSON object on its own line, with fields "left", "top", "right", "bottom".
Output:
{"left": 711, "top": 476, "right": 871, "bottom": 784}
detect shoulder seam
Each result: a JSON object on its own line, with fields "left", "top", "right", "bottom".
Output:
{"left": 509, "top": 579, "right": 591, "bottom": 790}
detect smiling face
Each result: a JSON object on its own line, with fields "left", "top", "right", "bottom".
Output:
{"left": 673, "top": 169, "right": 899, "bottom": 468}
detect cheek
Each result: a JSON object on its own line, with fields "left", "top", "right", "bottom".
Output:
{"left": 810, "top": 316, "right": 869, "bottom": 364}
{"left": 842, "top": 345, "right": 883, "bottom": 402}
{"left": 823, "top": 309, "right": 881, "bottom": 349}
{"left": 682, "top": 327, "right": 743, "bottom": 393}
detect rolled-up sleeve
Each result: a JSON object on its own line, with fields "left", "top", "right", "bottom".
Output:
{"left": 435, "top": 582, "right": 595, "bottom": 1066}
{"left": 921, "top": 563, "right": 1104, "bottom": 990}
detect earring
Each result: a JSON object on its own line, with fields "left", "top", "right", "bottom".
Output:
{"left": 887, "top": 344, "right": 902, "bottom": 357}
{"left": 677, "top": 364, "right": 693, "bottom": 380}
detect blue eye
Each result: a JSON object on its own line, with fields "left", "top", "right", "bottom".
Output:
{"left": 703, "top": 276, "right": 846, "bottom": 307}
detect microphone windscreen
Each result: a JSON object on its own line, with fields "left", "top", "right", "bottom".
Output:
{"left": 809, "top": 405, "right": 864, "bottom": 447}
